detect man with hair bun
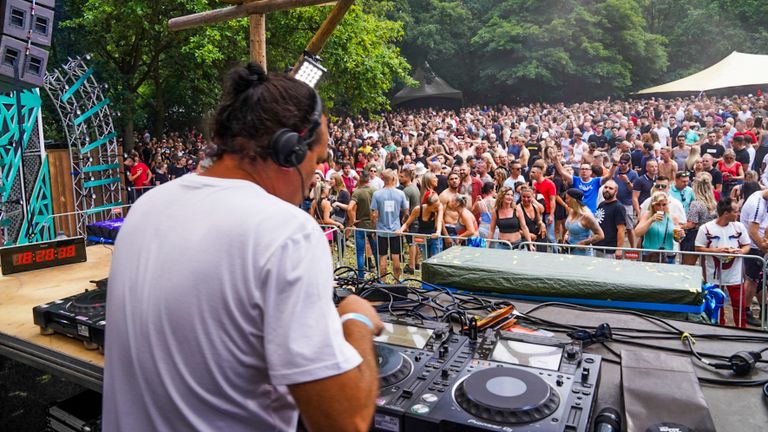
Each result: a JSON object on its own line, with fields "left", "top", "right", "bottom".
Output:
{"left": 104, "top": 63, "right": 383, "bottom": 432}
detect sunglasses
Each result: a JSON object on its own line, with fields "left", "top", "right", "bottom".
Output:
{"left": 654, "top": 184, "right": 668, "bottom": 189}
{"left": 618, "top": 160, "right": 629, "bottom": 165}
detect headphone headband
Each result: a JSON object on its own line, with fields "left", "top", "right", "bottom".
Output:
{"left": 269, "top": 89, "right": 323, "bottom": 168}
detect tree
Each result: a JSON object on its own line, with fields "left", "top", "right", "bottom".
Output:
{"left": 58, "top": 0, "right": 412, "bottom": 147}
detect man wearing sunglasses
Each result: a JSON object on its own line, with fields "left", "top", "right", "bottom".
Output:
{"left": 639, "top": 176, "right": 687, "bottom": 225}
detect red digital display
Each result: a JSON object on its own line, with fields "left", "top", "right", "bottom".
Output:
{"left": 11, "top": 245, "right": 78, "bottom": 265}
{"left": 1, "top": 237, "right": 88, "bottom": 275}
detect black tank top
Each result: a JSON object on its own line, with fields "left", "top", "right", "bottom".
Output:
{"left": 496, "top": 209, "right": 521, "bottom": 234}
{"left": 522, "top": 205, "right": 539, "bottom": 238}
{"left": 417, "top": 206, "right": 437, "bottom": 234}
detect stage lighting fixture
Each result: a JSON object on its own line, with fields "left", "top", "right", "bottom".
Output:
{"left": 293, "top": 52, "right": 326, "bottom": 88}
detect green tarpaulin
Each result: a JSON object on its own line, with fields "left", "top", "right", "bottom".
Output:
{"left": 421, "top": 247, "right": 702, "bottom": 310}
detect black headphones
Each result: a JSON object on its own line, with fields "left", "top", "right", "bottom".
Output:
{"left": 269, "top": 90, "right": 323, "bottom": 168}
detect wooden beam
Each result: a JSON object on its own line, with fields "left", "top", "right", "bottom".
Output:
{"left": 168, "top": 0, "right": 333, "bottom": 32}
{"left": 291, "top": 0, "right": 354, "bottom": 74}
{"left": 305, "top": 0, "right": 354, "bottom": 55}
{"left": 249, "top": 14, "right": 267, "bottom": 67}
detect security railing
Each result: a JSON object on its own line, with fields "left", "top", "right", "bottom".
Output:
{"left": 516, "top": 240, "right": 767, "bottom": 330}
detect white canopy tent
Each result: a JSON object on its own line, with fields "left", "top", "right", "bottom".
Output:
{"left": 636, "top": 51, "right": 768, "bottom": 94}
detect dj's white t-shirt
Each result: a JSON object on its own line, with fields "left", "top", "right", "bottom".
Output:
{"left": 103, "top": 175, "right": 361, "bottom": 432}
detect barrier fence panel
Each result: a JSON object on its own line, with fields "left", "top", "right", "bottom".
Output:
{"left": 517, "top": 240, "right": 767, "bottom": 331}
{"left": 318, "top": 224, "right": 344, "bottom": 268}
{"left": 342, "top": 227, "right": 512, "bottom": 281}
{"left": 42, "top": 204, "right": 133, "bottom": 240}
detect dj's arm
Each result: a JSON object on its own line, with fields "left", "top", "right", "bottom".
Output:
{"left": 289, "top": 296, "right": 383, "bottom": 432}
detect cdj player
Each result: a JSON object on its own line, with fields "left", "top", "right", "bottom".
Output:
{"left": 372, "top": 315, "right": 475, "bottom": 432}
{"left": 403, "top": 329, "right": 602, "bottom": 432}
{"left": 32, "top": 279, "right": 108, "bottom": 352}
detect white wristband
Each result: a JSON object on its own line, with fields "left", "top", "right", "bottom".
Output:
{"left": 340, "top": 313, "right": 374, "bottom": 331}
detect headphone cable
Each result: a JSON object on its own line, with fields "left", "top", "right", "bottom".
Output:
{"left": 295, "top": 165, "right": 307, "bottom": 205}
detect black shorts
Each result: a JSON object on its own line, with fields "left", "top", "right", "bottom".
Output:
{"left": 744, "top": 248, "right": 765, "bottom": 283}
{"left": 378, "top": 236, "right": 402, "bottom": 256}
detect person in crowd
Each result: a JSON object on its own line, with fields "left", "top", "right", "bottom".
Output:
{"left": 440, "top": 171, "right": 461, "bottom": 208}
{"left": 701, "top": 154, "right": 723, "bottom": 192}
{"left": 633, "top": 159, "right": 658, "bottom": 220}
{"left": 563, "top": 188, "right": 604, "bottom": 256}
{"left": 329, "top": 173, "right": 351, "bottom": 228}
{"left": 717, "top": 149, "right": 745, "bottom": 198}
{"left": 153, "top": 162, "right": 170, "bottom": 186}
{"left": 658, "top": 147, "right": 678, "bottom": 180}
{"left": 348, "top": 171, "right": 378, "bottom": 277}
{"left": 680, "top": 172, "right": 718, "bottom": 265}
{"left": 553, "top": 157, "right": 613, "bottom": 213}
{"left": 473, "top": 181, "right": 497, "bottom": 240}
{"left": 399, "top": 166, "right": 421, "bottom": 274}
{"left": 443, "top": 194, "right": 478, "bottom": 247}
{"left": 739, "top": 186, "right": 768, "bottom": 326}
{"left": 371, "top": 169, "right": 409, "bottom": 280}
{"left": 695, "top": 197, "right": 751, "bottom": 328}
{"left": 396, "top": 191, "right": 444, "bottom": 259}
{"left": 595, "top": 180, "right": 626, "bottom": 259}
{"left": 530, "top": 163, "right": 558, "bottom": 249}
{"left": 635, "top": 192, "right": 684, "bottom": 262}
{"left": 670, "top": 171, "right": 694, "bottom": 214}
{"left": 124, "top": 155, "right": 152, "bottom": 202}
{"left": 487, "top": 187, "right": 532, "bottom": 249}
{"left": 104, "top": 63, "right": 382, "bottom": 431}
{"left": 519, "top": 186, "right": 547, "bottom": 250}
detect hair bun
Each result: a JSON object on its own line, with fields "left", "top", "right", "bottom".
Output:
{"left": 245, "top": 62, "right": 268, "bottom": 84}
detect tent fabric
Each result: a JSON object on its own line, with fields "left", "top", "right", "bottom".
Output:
{"left": 636, "top": 51, "right": 768, "bottom": 94}
{"left": 392, "top": 62, "right": 463, "bottom": 106}
{"left": 421, "top": 246, "right": 703, "bottom": 310}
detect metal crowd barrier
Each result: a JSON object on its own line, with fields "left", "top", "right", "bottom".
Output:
{"left": 318, "top": 224, "right": 344, "bottom": 268}
{"left": 516, "top": 240, "right": 767, "bottom": 330}
{"left": 339, "top": 227, "right": 513, "bottom": 281}
{"left": 41, "top": 205, "right": 134, "bottom": 239}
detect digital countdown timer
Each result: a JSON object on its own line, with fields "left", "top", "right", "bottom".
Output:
{"left": 1, "top": 237, "right": 87, "bottom": 275}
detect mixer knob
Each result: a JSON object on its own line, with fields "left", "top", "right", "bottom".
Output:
{"left": 564, "top": 345, "right": 580, "bottom": 361}
{"left": 441, "top": 369, "right": 450, "bottom": 379}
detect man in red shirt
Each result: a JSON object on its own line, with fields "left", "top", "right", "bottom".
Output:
{"left": 125, "top": 156, "right": 152, "bottom": 201}
{"left": 530, "top": 164, "right": 558, "bottom": 251}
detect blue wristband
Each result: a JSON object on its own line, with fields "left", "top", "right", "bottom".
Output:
{"left": 340, "top": 313, "right": 374, "bottom": 331}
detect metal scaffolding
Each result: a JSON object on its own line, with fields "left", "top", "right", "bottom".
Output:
{"left": 42, "top": 57, "right": 122, "bottom": 238}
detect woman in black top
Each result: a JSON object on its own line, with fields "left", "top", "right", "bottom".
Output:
{"left": 519, "top": 186, "right": 547, "bottom": 251}
{"left": 396, "top": 192, "right": 444, "bottom": 258}
{"left": 487, "top": 186, "right": 533, "bottom": 249}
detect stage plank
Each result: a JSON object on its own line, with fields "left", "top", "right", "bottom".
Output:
{"left": 0, "top": 245, "right": 112, "bottom": 367}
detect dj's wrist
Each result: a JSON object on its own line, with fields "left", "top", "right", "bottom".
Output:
{"left": 340, "top": 313, "right": 375, "bottom": 332}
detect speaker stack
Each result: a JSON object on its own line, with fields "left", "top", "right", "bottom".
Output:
{"left": 0, "top": 0, "right": 54, "bottom": 92}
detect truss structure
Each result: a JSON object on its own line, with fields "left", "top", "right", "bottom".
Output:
{"left": 43, "top": 57, "right": 122, "bottom": 238}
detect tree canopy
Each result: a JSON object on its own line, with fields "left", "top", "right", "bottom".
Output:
{"left": 46, "top": 0, "right": 768, "bottom": 142}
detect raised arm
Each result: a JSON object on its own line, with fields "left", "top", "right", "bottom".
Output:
{"left": 553, "top": 157, "right": 573, "bottom": 185}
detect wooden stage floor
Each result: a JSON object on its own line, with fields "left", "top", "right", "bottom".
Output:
{"left": 0, "top": 245, "right": 112, "bottom": 368}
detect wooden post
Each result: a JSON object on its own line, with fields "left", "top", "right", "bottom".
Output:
{"left": 249, "top": 14, "right": 267, "bottom": 67}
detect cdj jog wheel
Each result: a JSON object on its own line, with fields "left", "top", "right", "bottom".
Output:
{"left": 376, "top": 344, "right": 413, "bottom": 388}
{"left": 454, "top": 367, "right": 560, "bottom": 424}
{"left": 66, "top": 289, "right": 107, "bottom": 315}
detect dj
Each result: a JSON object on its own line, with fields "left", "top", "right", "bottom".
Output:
{"left": 102, "top": 63, "right": 383, "bottom": 431}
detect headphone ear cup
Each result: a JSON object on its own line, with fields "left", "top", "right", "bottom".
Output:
{"left": 270, "top": 129, "right": 307, "bottom": 168}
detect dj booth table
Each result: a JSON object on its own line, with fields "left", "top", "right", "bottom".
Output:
{"left": 0, "top": 245, "right": 108, "bottom": 392}
{"left": 0, "top": 246, "right": 766, "bottom": 430}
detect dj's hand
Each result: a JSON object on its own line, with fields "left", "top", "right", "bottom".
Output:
{"left": 337, "top": 295, "right": 384, "bottom": 336}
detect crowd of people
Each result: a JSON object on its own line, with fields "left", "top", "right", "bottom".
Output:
{"left": 304, "top": 94, "right": 768, "bottom": 328}
{"left": 124, "top": 94, "right": 768, "bottom": 328}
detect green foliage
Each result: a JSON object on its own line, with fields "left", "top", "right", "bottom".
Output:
{"left": 53, "top": 0, "right": 411, "bottom": 144}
